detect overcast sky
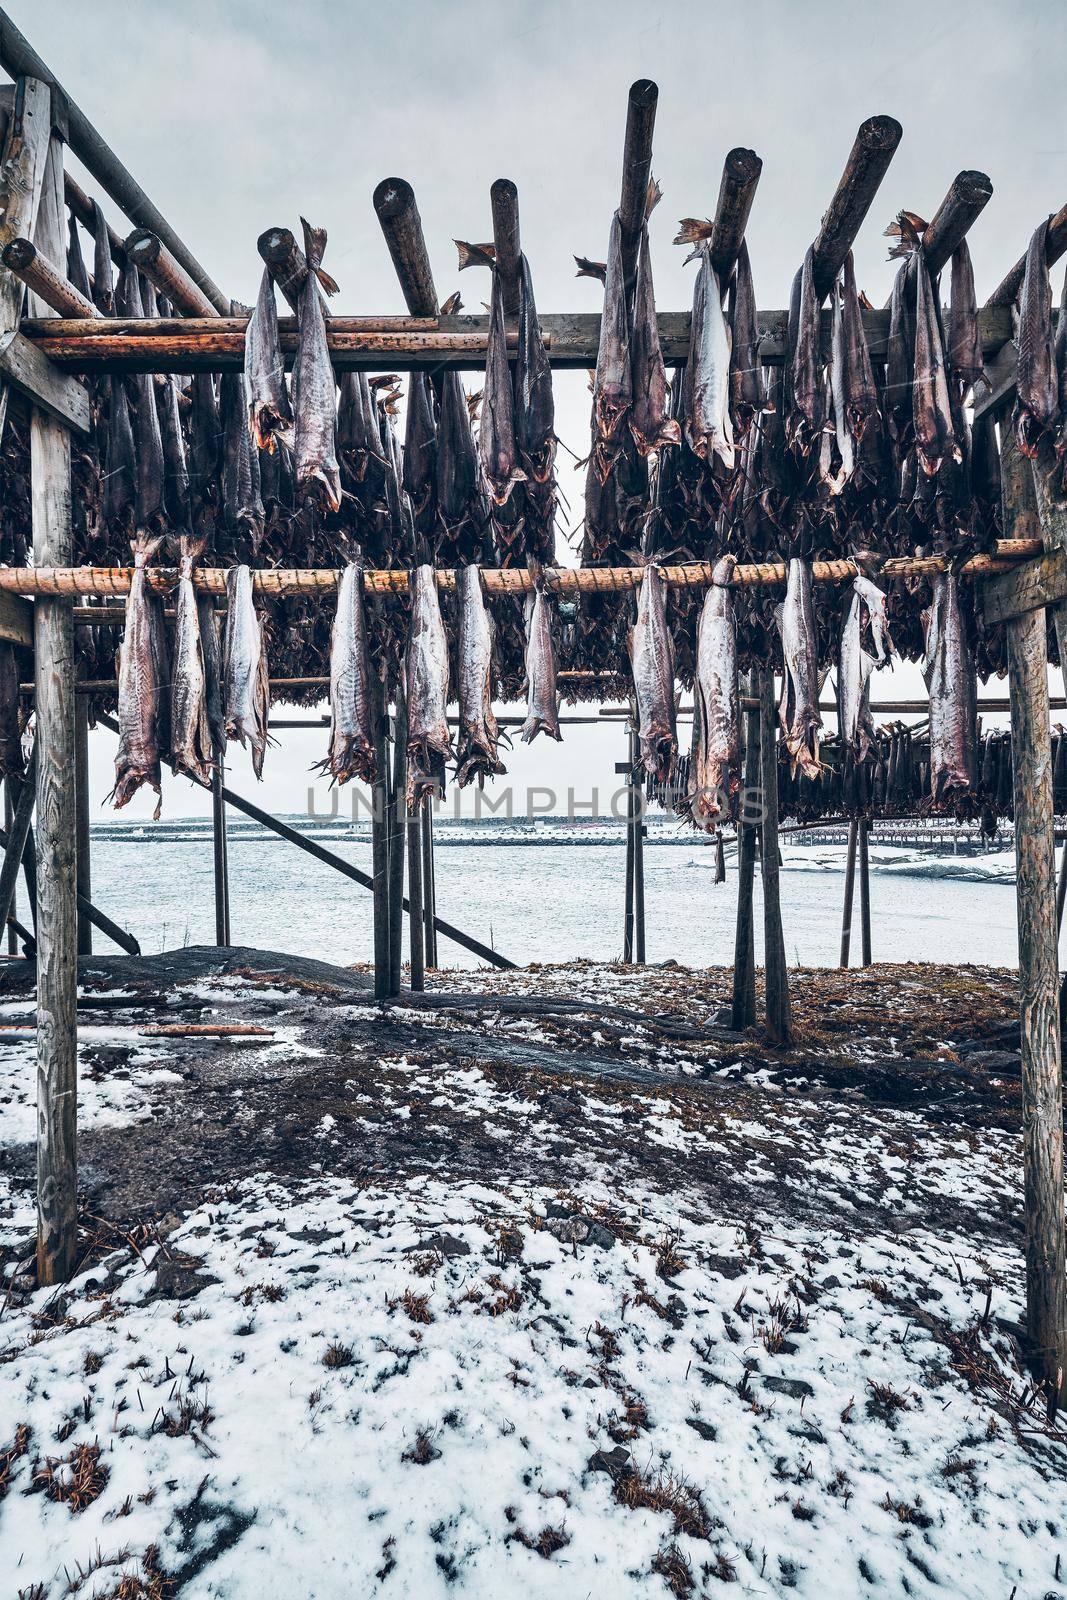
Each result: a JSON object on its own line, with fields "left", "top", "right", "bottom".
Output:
{"left": 15, "top": 0, "right": 1064, "bottom": 819}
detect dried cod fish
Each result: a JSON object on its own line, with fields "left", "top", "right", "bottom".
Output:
{"left": 479, "top": 269, "right": 524, "bottom": 506}
{"left": 787, "top": 246, "right": 823, "bottom": 454}
{"left": 293, "top": 219, "right": 342, "bottom": 511}
{"left": 1014, "top": 218, "right": 1059, "bottom": 458}
{"left": 686, "top": 555, "right": 739, "bottom": 830}
{"left": 591, "top": 211, "right": 632, "bottom": 457}
{"left": 111, "top": 534, "right": 166, "bottom": 818}
{"left": 913, "top": 250, "right": 960, "bottom": 476}
{"left": 729, "top": 241, "right": 765, "bottom": 433}
{"left": 922, "top": 570, "right": 977, "bottom": 806}
{"left": 628, "top": 565, "right": 677, "bottom": 782}
{"left": 629, "top": 226, "right": 680, "bottom": 456}
{"left": 947, "top": 239, "right": 984, "bottom": 396}
{"left": 456, "top": 564, "right": 505, "bottom": 787}
{"left": 223, "top": 565, "right": 270, "bottom": 779}
{"left": 775, "top": 557, "right": 822, "bottom": 780}
{"left": 521, "top": 576, "right": 562, "bottom": 743}
{"left": 406, "top": 563, "right": 454, "bottom": 808}
{"left": 318, "top": 562, "right": 376, "bottom": 786}
{"left": 685, "top": 247, "right": 734, "bottom": 469}
{"left": 838, "top": 576, "right": 891, "bottom": 761}
{"left": 246, "top": 265, "right": 294, "bottom": 452}
{"left": 170, "top": 536, "right": 212, "bottom": 785}
{"left": 514, "top": 253, "right": 555, "bottom": 483}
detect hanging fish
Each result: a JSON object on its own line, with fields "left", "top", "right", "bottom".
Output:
{"left": 884, "top": 260, "right": 913, "bottom": 446}
{"left": 922, "top": 569, "right": 977, "bottom": 806}
{"left": 187, "top": 374, "right": 220, "bottom": 526}
{"left": 521, "top": 574, "right": 562, "bottom": 743}
{"left": 170, "top": 536, "right": 212, "bottom": 785}
{"left": 913, "top": 250, "right": 960, "bottom": 476}
{"left": 1015, "top": 219, "right": 1059, "bottom": 458}
{"left": 111, "top": 535, "right": 166, "bottom": 818}
{"left": 246, "top": 265, "right": 294, "bottom": 453}
{"left": 729, "top": 240, "right": 764, "bottom": 434}
{"left": 630, "top": 225, "right": 680, "bottom": 457}
{"left": 197, "top": 592, "right": 226, "bottom": 757}
{"left": 479, "top": 269, "right": 524, "bottom": 506}
{"left": 514, "top": 252, "right": 555, "bottom": 484}
{"left": 686, "top": 555, "right": 739, "bottom": 831}
{"left": 841, "top": 252, "right": 879, "bottom": 443}
{"left": 436, "top": 369, "right": 482, "bottom": 553}
{"left": 1050, "top": 268, "right": 1067, "bottom": 504}
{"left": 406, "top": 563, "right": 454, "bottom": 808}
{"left": 948, "top": 239, "right": 984, "bottom": 398}
{"left": 787, "top": 246, "right": 823, "bottom": 453}
{"left": 776, "top": 557, "right": 823, "bottom": 779}
{"left": 590, "top": 211, "right": 632, "bottom": 462}
{"left": 293, "top": 219, "right": 341, "bottom": 510}
{"left": 686, "top": 248, "right": 734, "bottom": 468}
{"left": 403, "top": 371, "right": 437, "bottom": 538}
{"left": 223, "top": 564, "right": 270, "bottom": 778}
{"left": 825, "top": 277, "right": 854, "bottom": 495}
{"left": 120, "top": 267, "right": 166, "bottom": 530}
{"left": 317, "top": 561, "right": 376, "bottom": 786}
{"left": 337, "top": 372, "right": 382, "bottom": 487}
{"left": 456, "top": 564, "right": 505, "bottom": 787}
{"left": 838, "top": 576, "right": 891, "bottom": 761}
{"left": 103, "top": 376, "right": 137, "bottom": 532}
{"left": 220, "top": 370, "right": 265, "bottom": 546}
{"left": 628, "top": 565, "right": 677, "bottom": 782}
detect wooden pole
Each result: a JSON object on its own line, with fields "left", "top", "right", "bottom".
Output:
{"left": 124, "top": 229, "right": 217, "bottom": 318}
{"left": 388, "top": 688, "right": 407, "bottom": 996}
{"left": 859, "top": 819, "right": 872, "bottom": 968}
{"left": 4, "top": 780, "right": 15, "bottom": 954}
{"left": 62, "top": 170, "right": 125, "bottom": 268}
{"left": 30, "top": 131, "right": 78, "bottom": 1284}
{"left": 810, "top": 114, "right": 903, "bottom": 300}
{"left": 986, "top": 200, "right": 1067, "bottom": 309}
{"left": 490, "top": 178, "right": 521, "bottom": 317}
{"left": 1, "top": 236, "right": 95, "bottom": 318}
{"left": 731, "top": 668, "right": 760, "bottom": 1029}
{"left": 371, "top": 679, "right": 391, "bottom": 997}
{"left": 211, "top": 758, "right": 230, "bottom": 945}
{"left": 421, "top": 803, "right": 437, "bottom": 968}
{"left": 623, "top": 753, "right": 635, "bottom": 963}
{"left": 708, "top": 147, "right": 763, "bottom": 280}
{"left": 920, "top": 170, "right": 994, "bottom": 278}
{"left": 759, "top": 668, "right": 790, "bottom": 1044}
{"left": 74, "top": 696, "right": 91, "bottom": 955}
{"left": 618, "top": 79, "right": 658, "bottom": 297}
{"left": 257, "top": 226, "right": 309, "bottom": 314}
{"left": 407, "top": 800, "right": 425, "bottom": 993}
{"left": 840, "top": 816, "right": 858, "bottom": 968}
{"left": 0, "top": 739, "right": 36, "bottom": 930}
{"left": 1006, "top": 601, "right": 1067, "bottom": 1406}
{"left": 372, "top": 178, "right": 439, "bottom": 316}
{"left": 629, "top": 727, "right": 646, "bottom": 964}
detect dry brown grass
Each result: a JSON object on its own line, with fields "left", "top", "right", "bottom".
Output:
{"left": 32, "top": 1440, "right": 109, "bottom": 1513}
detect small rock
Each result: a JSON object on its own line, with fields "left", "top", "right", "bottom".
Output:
{"left": 686, "top": 1417, "right": 718, "bottom": 1441}
{"left": 763, "top": 1375, "right": 814, "bottom": 1400}
{"left": 408, "top": 1232, "right": 470, "bottom": 1259}
{"left": 149, "top": 1258, "right": 218, "bottom": 1302}
{"left": 587, "top": 1445, "right": 631, "bottom": 1483}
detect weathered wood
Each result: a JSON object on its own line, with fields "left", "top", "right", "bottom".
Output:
{"left": 986, "top": 201, "right": 1067, "bottom": 309}
{"left": 0, "top": 75, "right": 53, "bottom": 441}
{"left": 0, "top": 589, "right": 32, "bottom": 645}
{"left": 618, "top": 79, "right": 658, "bottom": 296}
{"left": 62, "top": 170, "right": 124, "bottom": 267}
{"left": 4, "top": 781, "right": 15, "bottom": 953}
{"left": 623, "top": 748, "right": 635, "bottom": 962}
{"left": 1, "top": 235, "right": 95, "bottom": 316}
{"left": 31, "top": 130, "right": 77, "bottom": 1286}
{"left": 708, "top": 147, "right": 762, "bottom": 281}
{"left": 490, "top": 178, "right": 520, "bottom": 317}
{"left": 810, "top": 115, "right": 903, "bottom": 301}
{"left": 1007, "top": 599, "right": 1067, "bottom": 1405}
{"left": 0, "top": 736, "right": 35, "bottom": 929}
{"left": 859, "top": 819, "right": 872, "bottom": 968}
{"left": 759, "top": 669, "right": 790, "bottom": 1044}
{"left": 20, "top": 304, "right": 1016, "bottom": 373}
{"left": 124, "top": 228, "right": 216, "bottom": 318}
{"left": 971, "top": 335, "right": 1021, "bottom": 423}
{"left": 371, "top": 680, "right": 391, "bottom": 998}
{"left": 632, "top": 729, "right": 646, "bottom": 965}
{"left": 922, "top": 171, "right": 994, "bottom": 279}
{"left": 407, "top": 800, "right": 425, "bottom": 993}
{"left": 388, "top": 690, "right": 407, "bottom": 996}
{"left": 211, "top": 760, "right": 230, "bottom": 946}
{"left": 373, "top": 178, "right": 438, "bottom": 316}
{"left": 73, "top": 695, "right": 90, "bottom": 955}
{"left": 0, "top": 539, "right": 1040, "bottom": 602}
{"left": 0, "top": 8, "right": 230, "bottom": 312}
{"left": 0, "top": 328, "right": 88, "bottom": 432}
{"left": 257, "top": 226, "right": 309, "bottom": 314}
{"left": 983, "top": 549, "right": 1067, "bottom": 625}
{"left": 731, "top": 668, "right": 760, "bottom": 1030}
{"left": 839, "top": 816, "right": 858, "bottom": 967}
{"left": 421, "top": 803, "right": 437, "bottom": 968}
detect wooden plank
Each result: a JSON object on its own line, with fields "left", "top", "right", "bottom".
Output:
{"left": 0, "top": 589, "right": 31, "bottom": 646}
{"left": 0, "top": 328, "right": 88, "bottom": 432}
{"left": 1007, "top": 600, "right": 1067, "bottom": 1406}
{"left": 31, "top": 131, "right": 77, "bottom": 1286}
{"left": 983, "top": 550, "right": 1067, "bottom": 625}
{"left": 0, "top": 75, "right": 52, "bottom": 440}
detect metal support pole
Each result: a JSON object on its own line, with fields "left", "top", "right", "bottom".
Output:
{"left": 3, "top": 778, "right": 15, "bottom": 953}
{"left": 211, "top": 756, "right": 230, "bottom": 945}
{"left": 859, "top": 818, "right": 872, "bottom": 968}
{"left": 407, "top": 800, "right": 425, "bottom": 992}
{"left": 731, "top": 668, "right": 760, "bottom": 1029}
{"left": 371, "top": 678, "right": 391, "bottom": 998}
{"left": 388, "top": 688, "right": 407, "bottom": 996}
{"left": 840, "top": 817, "right": 859, "bottom": 968}
{"left": 759, "top": 668, "right": 790, "bottom": 1044}
{"left": 421, "top": 802, "right": 437, "bottom": 968}
{"left": 74, "top": 694, "right": 91, "bottom": 954}
{"left": 631, "top": 728, "right": 646, "bottom": 964}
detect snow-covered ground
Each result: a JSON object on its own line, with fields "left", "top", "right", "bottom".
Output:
{"left": 0, "top": 955, "right": 1061, "bottom": 1598}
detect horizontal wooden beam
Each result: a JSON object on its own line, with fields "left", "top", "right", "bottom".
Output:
{"left": 983, "top": 549, "right": 1067, "bottom": 625}
{"left": 0, "top": 589, "right": 33, "bottom": 646}
{"left": 1, "top": 235, "right": 95, "bottom": 318}
{"left": 0, "top": 328, "right": 88, "bottom": 431}
{"left": 17, "top": 304, "right": 1016, "bottom": 373}
{"left": 0, "top": 540, "right": 1040, "bottom": 603}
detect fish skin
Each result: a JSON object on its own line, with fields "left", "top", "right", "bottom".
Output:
{"left": 170, "top": 536, "right": 212, "bottom": 785}
{"left": 120, "top": 267, "right": 166, "bottom": 530}
{"left": 246, "top": 266, "right": 294, "bottom": 453}
{"left": 628, "top": 564, "right": 677, "bottom": 782}
{"left": 111, "top": 534, "right": 165, "bottom": 818}
{"left": 293, "top": 219, "right": 342, "bottom": 511}
{"left": 884, "top": 260, "right": 913, "bottom": 445}
{"left": 775, "top": 557, "right": 823, "bottom": 780}
{"left": 825, "top": 277, "right": 854, "bottom": 495}
{"left": 103, "top": 375, "right": 138, "bottom": 529}
{"left": 187, "top": 374, "right": 221, "bottom": 519}
{"left": 514, "top": 252, "right": 555, "bottom": 483}
{"left": 406, "top": 564, "right": 454, "bottom": 808}
{"left": 0, "top": 643, "right": 24, "bottom": 780}
{"left": 456, "top": 564, "right": 506, "bottom": 787}
{"left": 156, "top": 370, "right": 189, "bottom": 530}
{"left": 913, "top": 250, "right": 960, "bottom": 477}
{"left": 318, "top": 562, "right": 376, "bottom": 786}
{"left": 521, "top": 582, "right": 562, "bottom": 744}
{"left": 223, "top": 565, "right": 269, "bottom": 779}
{"left": 196, "top": 593, "right": 226, "bottom": 757}
{"left": 220, "top": 371, "right": 265, "bottom": 545}
{"left": 629, "top": 225, "right": 681, "bottom": 457}
{"left": 436, "top": 369, "right": 481, "bottom": 546}
{"left": 947, "top": 240, "right": 984, "bottom": 395}
{"left": 686, "top": 554, "right": 739, "bottom": 831}
{"left": 838, "top": 576, "right": 891, "bottom": 761}
{"left": 591, "top": 211, "right": 632, "bottom": 464}
{"left": 841, "top": 252, "right": 879, "bottom": 443}
{"left": 403, "top": 371, "right": 437, "bottom": 535}
{"left": 729, "top": 240, "right": 765, "bottom": 431}
{"left": 1015, "top": 219, "right": 1059, "bottom": 458}
{"left": 685, "top": 248, "right": 735, "bottom": 469}
{"left": 787, "top": 246, "right": 823, "bottom": 453}
{"left": 337, "top": 372, "right": 381, "bottom": 487}
{"left": 922, "top": 570, "right": 977, "bottom": 806}
{"left": 479, "top": 270, "right": 525, "bottom": 506}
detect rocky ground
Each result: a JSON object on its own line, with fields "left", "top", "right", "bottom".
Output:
{"left": 0, "top": 948, "right": 1061, "bottom": 1599}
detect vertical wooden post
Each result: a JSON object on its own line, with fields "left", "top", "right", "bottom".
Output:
{"left": 840, "top": 816, "right": 858, "bottom": 968}
{"left": 859, "top": 819, "right": 872, "bottom": 968}
{"left": 1007, "top": 602, "right": 1067, "bottom": 1405}
{"left": 631, "top": 729, "right": 646, "bottom": 964}
{"left": 1056, "top": 839, "right": 1067, "bottom": 936}
{"left": 388, "top": 686, "right": 407, "bottom": 995}
{"left": 731, "top": 669, "right": 760, "bottom": 1029}
{"left": 407, "top": 800, "right": 425, "bottom": 992}
{"left": 32, "top": 130, "right": 78, "bottom": 1285}
{"left": 623, "top": 728, "right": 635, "bottom": 962}
{"left": 74, "top": 695, "right": 91, "bottom": 955}
{"left": 759, "top": 668, "right": 790, "bottom": 1044}
{"left": 421, "top": 803, "right": 437, "bottom": 968}
{"left": 4, "top": 780, "right": 16, "bottom": 954}
{"left": 371, "top": 676, "right": 391, "bottom": 998}
{"left": 211, "top": 757, "right": 230, "bottom": 945}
